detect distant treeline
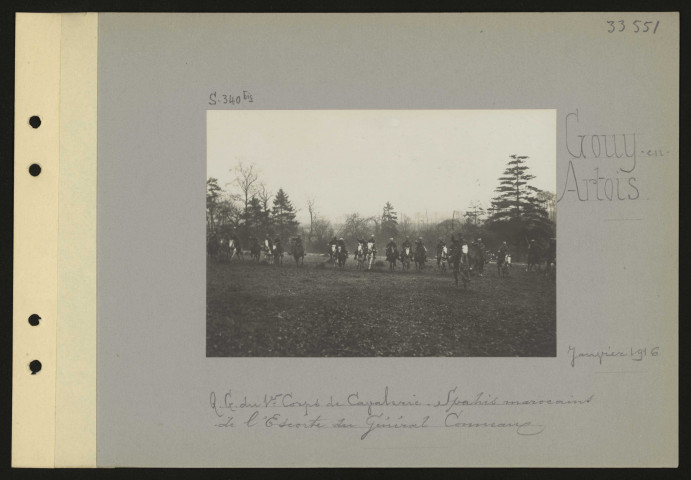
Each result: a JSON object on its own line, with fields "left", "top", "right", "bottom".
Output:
{"left": 207, "top": 155, "right": 556, "bottom": 259}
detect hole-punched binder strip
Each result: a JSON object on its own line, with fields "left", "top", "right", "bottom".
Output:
{"left": 13, "top": 13, "right": 99, "bottom": 468}
{"left": 13, "top": 13, "right": 62, "bottom": 468}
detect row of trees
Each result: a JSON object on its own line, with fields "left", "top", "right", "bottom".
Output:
{"left": 207, "top": 155, "right": 556, "bottom": 259}
{"left": 207, "top": 163, "right": 299, "bottom": 242}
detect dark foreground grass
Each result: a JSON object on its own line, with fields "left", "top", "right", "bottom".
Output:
{"left": 207, "top": 254, "right": 555, "bottom": 357}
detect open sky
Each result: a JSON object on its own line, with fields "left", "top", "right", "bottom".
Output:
{"left": 207, "top": 110, "right": 555, "bottom": 225}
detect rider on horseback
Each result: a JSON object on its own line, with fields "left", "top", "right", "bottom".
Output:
{"left": 264, "top": 234, "right": 273, "bottom": 251}
{"left": 328, "top": 236, "right": 338, "bottom": 253}
{"left": 545, "top": 238, "right": 556, "bottom": 269}
{"left": 386, "top": 237, "right": 397, "bottom": 251}
{"left": 401, "top": 236, "right": 412, "bottom": 250}
{"left": 337, "top": 237, "right": 348, "bottom": 256}
{"left": 472, "top": 237, "right": 486, "bottom": 275}
{"left": 413, "top": 237, "right": 426, "bottom": 264}
{"left": 367, "top": 235, "right": 377, "bottom": 256}
{"left": 436, "top": 237, "right": 446, "bottom": 267}
{"left": 292, "top": 235, "right": 303, "bottom": 253}
{"left": 231, "top": 232, "right": 241, "bottom": 252}
{"left": 450, "top": 234, "right": 468, "bottom": 264}
{"left": 497, "top": 241, "right": 509, "bottom": 273}
{"left": 354, "top": 238, "right": 366, "bottom": 258}
{"left": 386, "top": 237, "right": 398, "bottom": 265}
{"left": 498, "top": 241, "right": 509, "bottom": 258}
{"left": 527, "top": 239, "right": 539, "bottom": 271}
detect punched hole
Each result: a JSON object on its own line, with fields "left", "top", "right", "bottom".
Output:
{"left": 29, "top": 164, "right": 41, "bottom": 177}
{"left": 29, "top": 116, "right": 41, "bottom": 128}
{"left": 29, "top": 360, "right": 42, "bottom": 375}
{"left": 28, "top": 314, "right": 41, "bottom": 326}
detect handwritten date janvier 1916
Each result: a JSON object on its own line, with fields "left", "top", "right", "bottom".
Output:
{"left": 568, "top": 345, "right": 660, "bottom": 367}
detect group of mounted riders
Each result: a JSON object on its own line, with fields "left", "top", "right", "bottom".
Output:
{"left": 326, "top": 234, "right": 487, "bottom": 287}
{"left": 332, "top": 235, "right": 430, "bottom": 272}
{"left": 209, "top": 229, "right": 555, "bottom": 287}
{"left": 208, "top": 232, "right": 307, "bottom": 266}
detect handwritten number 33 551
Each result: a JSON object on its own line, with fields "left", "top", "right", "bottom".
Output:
{"left": 607, "top": 20, "right": 660, "bottom": 34}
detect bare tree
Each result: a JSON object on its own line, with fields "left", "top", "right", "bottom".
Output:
{"left": 312, "top": 217, "right": 334, "bottom": 251}
{"left": 306, "top": 196, "right": 316, "bottom": 248}
{"left": 343, "top": 213, "right": 371, "bottom": 243}
{"left": 399, "top": 213, "right": 413, "bottom": 237}
{"left": 231, "top": 162, "right": 259, "bottom": 226}
{"left": 536, "top": 190, "right": 557, "bottom": 223}
{"left": 464, "top": 200, "right": 485, "bottom": 225}
{"left": 257, "top": 182, "right": 272, "bottom": 212}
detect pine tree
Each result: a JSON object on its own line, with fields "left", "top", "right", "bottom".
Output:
{"left": 486, "top": 155, "right": 554, "bottom": 249}
{"left": 247, "top": 196, "right": 271, "bottom": 238}
{"left": 206, "top": 177, "right": 223, "bottom": 233}
{"left": 381, "top": 201, "right": 399, "bottom": 239}
{"left": 271, "top": 188, "right": 299, "bottom": 238}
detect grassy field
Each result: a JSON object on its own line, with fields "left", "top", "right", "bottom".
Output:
{"left": 207, "top": 253, "right": 556, "bottom": 357}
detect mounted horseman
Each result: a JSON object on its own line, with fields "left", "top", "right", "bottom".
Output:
{"left": 291, "top": 235, "right": 305, "bottom": 267}
{"left": 414, "top": 237, "right": 427, "bottom": 271}
{"left": 471, "top": 237, "right": 486, "bottom": 275}
{"left": 366, "top": 235, "right": 377, "bottom": 270}
{"left": 272, "top": 235, "right": 284, "bottom": 266}
{"left": 496, "top": 241, "right": 510, "bottom": 277}
{"left": 353, "top": 238, "right": 367, "bottom": 270}
{"left": 249, "top": 235, "right": 262, "bottom": 262}
{"left": 436, "top": 237, "right": 448, "bottom": 272}
{"left": 218, "top": 236, "right": 231, "bottom": 262}
{"left": 328, "top": 236, "right": 338, "bottom": 263}
{"left": 526, "top": 238, "right": 540, "bottom": 272}
{"left": 399, "top": 236, "right": 413, "bottom": 271}
{"left": 230, "top": 233, "right": 244, "bottom": 261}
{"left": 207, "top": 231, "right": 220, "bottom": 261}
{"left": 449, "top": 234, "right": 470, "bottom": 288}
{"left": 335, "top": 237, "right": 348, "bottom": 268}
{"left": 543, "top": 238, "right": 556, "bottom": 278}
{"left": 385, "top": 237, "right": 398, "bottom": 271}
{"left": 263, "top": 234, "right": 274, "bottom": 265}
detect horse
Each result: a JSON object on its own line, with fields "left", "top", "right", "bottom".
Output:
{"left": 437, "top": 245, "right": 449, "bottom": 273}
{"left": 463, "top": 243, "right": 483, "bottom": 276}
{"left": 291, "top": 243, "right": 305, "bottom": 267}
{"left": 263, "top": 239, "right": 274, "bottom": 265}
{"left": 328, "top": 243, "right": 337, "bottom": 263}
{"left": 469, "top": 243, "right": 486, "bottom": 275}
{"left": 538, "top": 255, "right": 556, "bottom": 280}
{"left": 272, "top": 243, "right": 284, "bottom": 267}
{"left": 385, "top": 245, "right": 398, "bottom": 271}
{"left": 354, "top": 243, "right": 367, "bottom": 270}
{"left": 218, "top": 238, "right": 231, "bottom": 262}
{"left": 449, "top": 244, "right": 471, "bottom": 289}
{"left": 542, "top": 241, "right": 556, "bottom": 279}
{"left": 414, "top": 244, "right": 426, "bottom": 271}
{"left": 335, "top": 244, "right": 348, "bottom": 269}
{"left": 249, "top": 242, "right": 262, "bottom": 262}
{"left": 229, "top": 238, "right": 244, "bottom": 261}
{"left": 400, "top": 246, "right": 412, "bottom": 271}
{"left": 207, "top": 236, "right": 219, "bottom": 261}
{"left": 527, "top": 245, "right": 540, "bottom": 272}
{"left": 496, "top": 251, "right": 509, "bottom": 278}
{"left": 366, "top": 241, "right": 376, "bottom": 270}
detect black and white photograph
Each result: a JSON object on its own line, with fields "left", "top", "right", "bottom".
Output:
{"left": 206, "top": 110, "right": 556, "bottom": 357}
